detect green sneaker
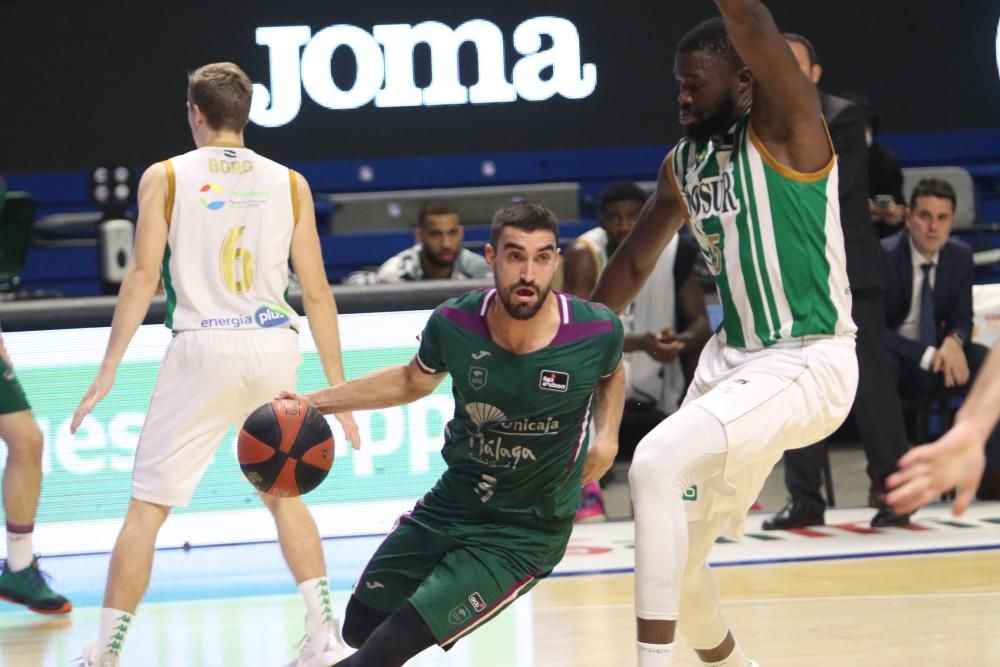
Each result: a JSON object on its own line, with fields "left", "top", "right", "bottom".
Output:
{"left": 0, "top": 558, "right": 72, "bottom": 614}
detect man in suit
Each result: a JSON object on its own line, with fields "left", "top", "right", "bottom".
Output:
{"left": 763, "top": 33, "right": 912, "bottom": 530}
{"left": 883, "top": 177, "right": 995, "bottom": 401}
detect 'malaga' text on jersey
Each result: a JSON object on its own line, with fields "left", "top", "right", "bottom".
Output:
{"left": 415, "top": 290, "right": 623, "bottom": 524}
{"left": 669, "top": 116, "right": 856, "bottom": 350}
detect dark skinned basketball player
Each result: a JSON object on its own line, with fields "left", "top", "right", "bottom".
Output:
{"left": 591, "top": 2, "right": 858, "bottom": 665}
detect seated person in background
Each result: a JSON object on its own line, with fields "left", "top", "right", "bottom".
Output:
{"left": 376, "top": 200, "right": 490, "bottom": 283}
{"left": 563, "top": 182, "right": 710, "bottom": 521}
{"left": 883, "top": 178, "right": 1000, "bottom": 489}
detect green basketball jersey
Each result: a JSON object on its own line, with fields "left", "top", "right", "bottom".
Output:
{"left": 668, "top": 115, "right": 855, "bottom": 350}
{"left": 416, "top": 288, "right": 624, "bottom": 525}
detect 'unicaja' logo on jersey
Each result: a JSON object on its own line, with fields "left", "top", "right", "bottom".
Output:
{"left": 254, "top": 305, "right": 291, "bottom": 327}
{"left": 198, "top": 183, "right": 226, "bottom": 210}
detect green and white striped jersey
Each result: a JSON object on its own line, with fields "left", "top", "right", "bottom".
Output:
{"left": 667, "top": 115, "right": 855, "bottom": 350}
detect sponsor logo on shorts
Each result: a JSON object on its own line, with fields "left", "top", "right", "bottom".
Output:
{"left": 468, "top": 592, "right": 487, "bottom": 613}
{"left": 539, "top": 369, "right": 569, "bottom": 392}
{"left": 254, "top": 305, "right": 291, "bottom": 328}
{"left": 448, "top": 603, "right": 472, "bottom": 625}
{"left": 682, "top": 485, "right": 698, "bottom": 501}
{"left": 365, "top": 580, "right": 384, "bottom": 590}
{"left": 468, "top": 366, "right": 488, "bottom": 390}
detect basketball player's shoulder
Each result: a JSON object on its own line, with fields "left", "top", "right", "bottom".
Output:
{"left": 562, "top": 293, "right": 624, "bottom": 347}
{"left": 564, "top": 292, "right": 620, "bottom": 325}
{"left": 430, "top": 289, "right": 490, "bottom": 322}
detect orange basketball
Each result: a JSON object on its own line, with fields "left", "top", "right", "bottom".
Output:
{"left": 237, "top": 398, "right": 334, "bottom": 497}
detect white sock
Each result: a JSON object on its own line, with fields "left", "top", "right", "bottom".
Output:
{"left": 96, "top": 607, "right": 134, "bottom": 658}
{"left": 5, "top": 523, "right": 34, "bottom": 572}
{"left": 299, "top": 576, "right": 335, "bottom": 629}
{"left": 638, "top": 641, "right": 674, "bottom": 666}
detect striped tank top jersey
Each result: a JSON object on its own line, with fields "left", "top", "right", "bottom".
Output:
{"left": 161, "top": 144, "right": 300, "bottom": 332}
{"left": 667, "top": 115, "right": 856, "bottom": 350}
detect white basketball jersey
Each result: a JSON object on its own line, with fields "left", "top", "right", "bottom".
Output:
{"left": 161, "top": 144, "right": 300, "bottom": 332}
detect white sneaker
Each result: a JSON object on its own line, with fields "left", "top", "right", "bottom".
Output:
{"left": 75, "top": 642, "right": 120, "bottom": 667}
{"left": 285, "top": 617, "right": 354, "bottom": 667}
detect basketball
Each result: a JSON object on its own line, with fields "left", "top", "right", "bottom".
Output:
{"left": 237, "top": 398, "right": 334, "bottom": 497}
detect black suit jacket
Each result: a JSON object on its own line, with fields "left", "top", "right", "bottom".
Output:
{"left": 882, "top": 230, "right": 975, "bottom": 363}
{"left": 822, "top": 92, "right": 887, "bottom": 291}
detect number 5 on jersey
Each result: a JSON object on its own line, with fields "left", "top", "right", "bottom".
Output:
{"left": 221, "top": 226, "right": 254, "bottom": 294}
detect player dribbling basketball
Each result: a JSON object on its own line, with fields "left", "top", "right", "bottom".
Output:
{"left": 279, "top": 202, "right": 626, "bottom": 667}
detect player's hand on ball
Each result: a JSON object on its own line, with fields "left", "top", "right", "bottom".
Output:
{"left": 582, "top": 436, "right": 618, "bottom": 486}
{"left": 274, "top": 389, "right": 306, "bottom": 403}
{"left": 336, "top": 412, "right": 362, "bottom": 450}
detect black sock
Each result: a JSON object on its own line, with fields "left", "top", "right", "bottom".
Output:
{"left": 332, "top": 601, "right": 436, "bottom": 667}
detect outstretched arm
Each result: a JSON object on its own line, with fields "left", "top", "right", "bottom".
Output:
{"left": 887, "top": 344, "right": 1000, "bottom": 516}
{"left": 714, "top": 0, "right": 830, "bottom": 172}
{"left": 289, "top": 170, "right": 361, "bottom": 448}
{"left": 298, "top": 358, "right": 446, "bottom": 415}
{"left": 71, "top": 163, "right": 168, "bottom": 432}
{"left": 591, "top": 156, "right": 686, "bottom": 314}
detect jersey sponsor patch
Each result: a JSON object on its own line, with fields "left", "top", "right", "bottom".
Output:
{"left": 468, "top": 592, "right": 487, "bottom": 613}
{"left": 254, "top": 305, "right": 291, "bottom": 328}
{"left": 468, "top": 366, "right": 488, "bottom": 390}
{"left": 539, "top": 369, "right": 569, "bottom": 393}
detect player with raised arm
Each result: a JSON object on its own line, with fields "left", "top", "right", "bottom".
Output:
{"left": 592, "top": 3, "right": 858, "bottom": 665}
{"left": 280, "top": 201, "right": 625, "bottom": 667}
{"left": 70, "top": 63, "right": 360, "bottom": 667}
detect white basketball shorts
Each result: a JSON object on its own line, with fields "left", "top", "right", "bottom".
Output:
{"left": 131, "top": 328, "right": 301, "bottom": 507}
{"left": 682, "top": 334, "right": 858, "bottom": 537}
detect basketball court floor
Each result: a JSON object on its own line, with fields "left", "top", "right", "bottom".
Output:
{"left": 2, "top": 502, "right": 999, "bottom": 666}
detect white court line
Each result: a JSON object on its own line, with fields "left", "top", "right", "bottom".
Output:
{"left": 533, "top": 590, "right": 1000, "bottom": 614}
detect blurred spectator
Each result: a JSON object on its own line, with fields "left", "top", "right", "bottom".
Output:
{"left": 563, "top": 182, "right": 710, "bottom": 520}
{"left": 375, "top": 200, "right": 489, "bottom": 283}
{"left": 883, "top": 178, "right": 1000, "bottom": 487}
{"left": 764, "top": 34, "right": 911, "bottom": 530}
{"left": 842, "top": 94, "right": 908, "bottom": 237}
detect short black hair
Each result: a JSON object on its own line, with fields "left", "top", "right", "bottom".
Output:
{"left": 599, "top": 182, "right": 648, "bottom": 215}
{"left": 677, "top": 17, "right": 743, "bottom": 67}
{"left": 489, "top": 201, "right": 559, "bottom": 248}
{"left": 783, "top": 32, "right": 818, "bottom": 67}
{"left": 909, "top": 178, "right": 957, "bottom": 212}
{"left": 417, "top": 199, "right": 459, "bottom": 228}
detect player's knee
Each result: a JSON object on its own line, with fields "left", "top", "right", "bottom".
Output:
{"left": 342, "top": 595, "right": 388, "bottom": 648}
{"left": 6, "top": 419, "right": 43, "bottom": 463}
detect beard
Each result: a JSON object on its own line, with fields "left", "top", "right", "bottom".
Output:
{"left": 496, "top": 280, "right": 551, "bottom": 321}
{"left": 682, "top": 92, "right": 739, "bottom": 144}
{"left": 422, "top": 247, "right": 456, "bottom": 268}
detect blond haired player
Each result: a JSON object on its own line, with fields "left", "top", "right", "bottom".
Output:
{"left": 71, "top": 63, "right": 359, "bottom": 667}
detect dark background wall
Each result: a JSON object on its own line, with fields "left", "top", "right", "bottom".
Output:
{"left": 2, "top": 0, "right": 998, "bottom": 174}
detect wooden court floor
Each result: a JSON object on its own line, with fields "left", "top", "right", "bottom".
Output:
{"left": 1, "top": 550, "right": 997, "bottom": 666}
